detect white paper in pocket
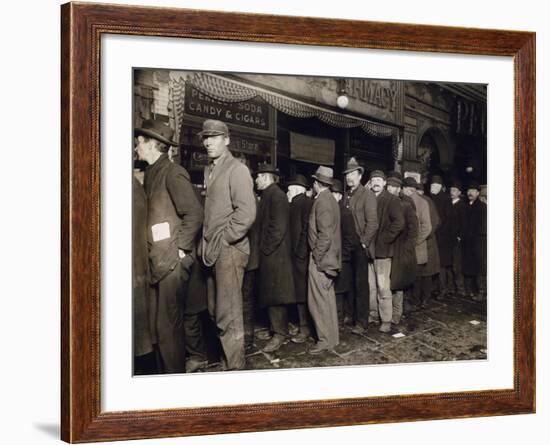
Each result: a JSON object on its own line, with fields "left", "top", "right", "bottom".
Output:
{"left": 151, "top": 222, "right": 170, "bottom": 242}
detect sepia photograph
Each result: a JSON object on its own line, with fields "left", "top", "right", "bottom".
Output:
{"left": 132, "top": 68, "right": 488, "bottom": 376}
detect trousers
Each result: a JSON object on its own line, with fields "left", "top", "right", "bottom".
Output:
{"left": 307, "top": 254, "right": 339, "bottom": 349}
{"left": 368, "top": 258, "right": 393, "bottom": 323}
{"left": 206, "top": 243, "right": 248, "bottom": 370}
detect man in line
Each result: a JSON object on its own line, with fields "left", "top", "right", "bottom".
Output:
{"left": 448, "top": 181, "right": 467, "bottom": 297}
{"left": 462, "top": 181, "right": 487, "bottom": 302}
{"left": 368, "top": 170, "right": 405, "bottom": 333}
{"left": 343, "top": 157, "right": 378, "bottom": 335}
{"left": 331, "top": 179, "right": 358, "bottom": 327}
{"left": 287, "top": 174, "right": 314, "bottom": 344}
{"left": 402, "top": 177, "right": 432, "bottom": 310}
{"left": 386, "top": 173, "right": 418, "bottom": 325}
{"left": 308, "top": 166, "right": 342, "bottom": 354}
{"left": 200, "top": 119, "right": 256, "bottom": 371}
{"left": 255, "top": 164, "right": 296, "bottom": 352}
{"left": 134, "top": 119, "right": 204, "bottom": 374}
{"left": 429, "top": 176, "right": 454, "bottom": 299}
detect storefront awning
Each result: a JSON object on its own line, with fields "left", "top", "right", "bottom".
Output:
{"left": 169, "top": 72, "right": 399, "bottom": 145}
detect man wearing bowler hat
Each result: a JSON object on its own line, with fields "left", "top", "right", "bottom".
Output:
{"left": 254, "top": 164, "right": 296, "bottom": 352}
{"left": 287, "top": 174, "right": 314, "bottom": 344}
{"left": 307, "top": 166, "right": 341, "bottom": 354}
{"left": 462, "top": 181, "right": 487, "bottom": 301}
{"left": 342, "top": 157, "right": 379, "bottom": 335}
{"left": 199, "top": 119, "right": 256, "bottom": 370}
{"left": 448, "top": 180, "right": 467, "bottom": 297}
{"left": 134, "top": 119, "right": 204, "bottom": 374}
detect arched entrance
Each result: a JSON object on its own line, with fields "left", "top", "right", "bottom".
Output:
{"left": 417, "top": 126, "right": 452, "bottom": 182}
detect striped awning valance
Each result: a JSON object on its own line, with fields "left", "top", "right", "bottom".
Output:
{"left": 170, "top": 72, "right": 399, "bottom": 148}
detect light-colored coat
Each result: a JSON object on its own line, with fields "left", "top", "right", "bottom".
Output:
{"left": 409, "top": 192, "right": 432, "bottom": 265}
{"left": 201, "top": 151, "right": 256, "bottom": 267}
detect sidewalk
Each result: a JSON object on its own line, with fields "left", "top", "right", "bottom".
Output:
{"left": 205, "top": 293, "right": 487, "bottom": 372}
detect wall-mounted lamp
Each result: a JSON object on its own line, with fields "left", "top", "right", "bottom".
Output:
{"left": 336, "top": 78, "right": 349, "bottom": 109}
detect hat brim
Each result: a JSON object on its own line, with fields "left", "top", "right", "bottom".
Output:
{"left": 312, "top": 174, "right": 334, "bottom": 186}
{"left": 197, "top": 130, "right": 227, "bottom": 138}
{"left": 135, "top": 128, "right": 177, "bottom": 146}
{"left": 287, "top": 181, "right": 308, "bottom": 188}
{"left": 256, "top": 169, "right": 280, "bottom": 177}
{"left": 343, "top": 166, "right": 364, "bottom": 175}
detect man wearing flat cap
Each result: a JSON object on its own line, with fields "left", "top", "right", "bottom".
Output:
{"left": 254, "top": 164, "right": 296, "bottom": 352}
{"left": 287, "top": 174, "right": 314, "bottom": 344}
{"left": 342, "top": 157, "right": 378, "bottom": 334}
{"left": 134, "top": 119, "right": 204, "bottom": 374}
{"left": 199, "top": 119, "right": 256, "bottom": 370}
{"left": 462, "top": 181, "right": 487, "bottom": 301}
{"left": 368, "top": 169, "right": 405, "bottom": 333}
{"left": 307, "top": 166, "right": 342, "bottom": 353}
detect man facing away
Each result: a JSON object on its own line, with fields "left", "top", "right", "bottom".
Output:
{"left": 199, "top": 119, "right": 256, "bottom": 371}
{"left": 134, "top": 119, "right": 203, "bottom": 374}
{"left": 307, "top": 166, "right": 342, "bottom": 354}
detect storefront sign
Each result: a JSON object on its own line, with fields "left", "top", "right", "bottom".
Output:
{"left": 290, "top": 132, "right": 335, "bottom": 166}
{"left": 184, "top": 84, "right": 270, "bottom": 131}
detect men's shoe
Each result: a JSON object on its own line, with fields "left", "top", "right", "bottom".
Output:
{"left": 343, "top": 316, "right": 353, "bottom": 326}
{"left": 309, "top": 343, "right": 332, "bottom": 355}
{"left": 262, "top": 334, "right": 286, "bottom": 353}
{"left": 391, "top": 317, "right": 401, "bottom": 325}
{"left": 288, "top": 322, "right": 299, "bottom": 336}
{"left": 379, "top": 322, "right": 392, "bottom": 333}
{"left": 368, "top": 315, "right": 381, "bottom": 324}
{"left": 291, "top": 331, "right": 310, "bottom": 344}
{"left": 186, "top": 358, "right": 208, "bottom": 373}
{"left": 351, "top": 324, "right": 367, "bottom": 335}
{"left": 472, "top": 293, "right": 483, "bottom": 302}
{"left": 255, "top": 329, "right": 272, "bottom": 341}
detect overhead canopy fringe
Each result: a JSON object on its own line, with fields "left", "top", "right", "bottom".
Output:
{"left": 170, "top": 72, "right": 399, "bottom": 149}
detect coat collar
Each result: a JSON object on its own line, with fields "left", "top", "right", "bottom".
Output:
{"left": 205, "top": 150, "right": 233, "bottom": 188}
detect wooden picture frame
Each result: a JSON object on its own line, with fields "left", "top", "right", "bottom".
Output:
{"left": 61, "top": 2, "right": 535, "bottom": 442}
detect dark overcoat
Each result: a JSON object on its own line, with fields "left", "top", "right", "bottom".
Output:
{"left": 144, "top": 154, "right": 204, "bottom": 284}
{"left": 374, "top": 189, "right": 405, "bottom": 259}
{"left": 462, "top": 198, "right": 487, "bottom": 276}
{"left": 257, "top": 183, "right": 296, "bottom": 308}
{"left": 421, "top": 194, "right": 441, "bottom": 277}
{"left": 308, "top": 189, "right": 342, "bottom": 277}
{"left": 132, "top": 176, "right": 154, "bottom": 357}
{"left": 289, "top": 193, "right": 313, "bottom": 303}
{"left": 335, "top": 201, "right": 358, "bottom": 295}
{"left": 430, "top": 191, "right": 454, "bottom": 267}
{"left": 390, "top": 194, "right": 419, "bottom": 291}
{"left": 344, "top": 186, "right": 378, "bottom": 259}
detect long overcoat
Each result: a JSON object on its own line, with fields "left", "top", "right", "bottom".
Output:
{"left": 390, "top": 194, "right": 419, "bottom": 291}
{"left": 344, "top": 185, "right": 378, "bottom": 260}
{"left": 421, "top": 194, "right": 441, "bottom": 277}
{"left": 430, "top": 191, "right": 454, "bottom": 267}
{"left": 308, "top": 189, "right": 342, "bottom": 277}
{"left": 335, "top": 201, "right": 358, "bottom": 295}
{"left": 409, "top": 193, "right": 432, "bottom": 265}
{"left": 132, "top": 176, "right": 154, "bottom": 357}
{"left": 257, "top": 183, "right": 296, "bottom": 308}
{"left": 462, "top": 198, "right": 487, "bottom": 276}
{"left": 374, "top": 189, "right": 405, "bottom": 259}
{"left": 289, "top": 193, "right": 313, "bottom": 303}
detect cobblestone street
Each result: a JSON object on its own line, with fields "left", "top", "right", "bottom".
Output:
{"left": 204, "top": 293, "right": 487, "bottom": 372}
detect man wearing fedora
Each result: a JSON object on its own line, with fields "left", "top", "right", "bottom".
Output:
{"left": 402, "top": 177, "right": 433, "bottom": 310}
{"left": 368, "top": 169, "right": 405, "bottom": 333}
{"left": 134, "top": 119, "right": 204, "bottom": 374}
{"left": 307, "top": 166, "right": 342, "bottom": 354}
{"left": 342, "top": 157, "right": 379, "bottom": 335}
{"left": 287, "top": 174, "right": 314, "bottom": 344}
{"left": 462, "top": 181, "right": 487, "bottom": 302}
{"left": 199, "top": 119, "right": 256, "bottom": 370}
{"left": 255, "top": 164, "right": 296, "bottom": 352}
